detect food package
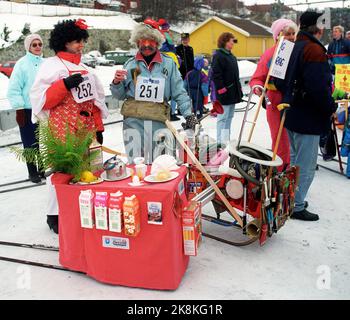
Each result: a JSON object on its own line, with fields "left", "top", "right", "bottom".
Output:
{"left": 123, "top": 195, "right": 141, "bottom": 237}
{"left": 182, "top": 200, "right": 202, "bottom": 256}
{"left": 79, "top": 189, "right": 94, "bottom": 228}
{"left": 109, "top": 191, "right": 124, "bottom": 233}
{"left": 95, "top": 191, "right": 108, "bottom": 230}
{"left": 151, "top": 154, "right": 179, "bottom": 176}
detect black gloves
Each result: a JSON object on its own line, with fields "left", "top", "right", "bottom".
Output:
{"left": 63, "top": 73, "right": 84, "bottom": 90}
{"left": 16, "top": 109, "right": 26, "bottom": 128}
{"left": 96, "top": 131, "right": 103, "bottom": 145}
{"left": 181, "top": 114, "right": 198, "bottom": 131}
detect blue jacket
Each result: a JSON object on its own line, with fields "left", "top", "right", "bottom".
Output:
{"left": 275, "top": 31, "right": 336, "bottom": 135}
{"left": 327, "top": 37, "right": 350, "bottom": 74}
{"left": 7, "top": 52, "right": 44, "bottom": 110}
{"left": 110, "top": 51, "right": 192, "bottom": 118}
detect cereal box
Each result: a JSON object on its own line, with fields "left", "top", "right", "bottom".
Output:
{"left": 182, "top": 200, "right": 202, "bottom": 256}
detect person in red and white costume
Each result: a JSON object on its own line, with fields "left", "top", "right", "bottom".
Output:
{"left": 30, "top": 19, "right": 109, "bottom": 234}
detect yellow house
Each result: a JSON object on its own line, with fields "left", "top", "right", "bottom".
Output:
{"left": 189, "top": 16, "right": 275, "bottom": 60}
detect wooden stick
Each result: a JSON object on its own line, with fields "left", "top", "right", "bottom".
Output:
{"left": 101, "top": 146, "right": 126, "bottom": 157}
{"left": 165, "top": 120, "right": 243, "bottom": 227}
{"left": 267, "top": 103, "right": 289, "bottom": 178}
{"left": 248, "top": 36, "right": 285, "bottom": 142}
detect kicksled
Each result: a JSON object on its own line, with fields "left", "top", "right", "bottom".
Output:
{"left": 166, "top": 85, "right": 299, "bottom": 247}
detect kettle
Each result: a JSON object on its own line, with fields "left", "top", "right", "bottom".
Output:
{"left": 103, "top": 156, "right": 127, "bottom": 180}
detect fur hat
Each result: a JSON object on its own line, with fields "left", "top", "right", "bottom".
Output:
{"left": 24, "top": 34, "right": 43, "bottom": 52}
{"left": 130, "top": 23, "right": 164, "bottom": 49}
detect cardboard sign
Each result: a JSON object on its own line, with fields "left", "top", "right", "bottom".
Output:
{"left": 270, "top": 39, "right": 295, "bottom": 80}
{"left": 335, "top": 64, "right": 350, "bottom": 92}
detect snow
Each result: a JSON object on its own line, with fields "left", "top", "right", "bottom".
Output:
{"left": 0, "top": 85, "right": 349, "bottom": 299}
{"left": 0, "top": 1, "right": 138, "bottom": 49}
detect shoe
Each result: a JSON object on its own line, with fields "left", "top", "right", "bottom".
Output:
{"left": 322, "top": 154, "right": 335, "bottom": 162}
{"left": 170, "top": 114, "right": 180, "bottom": 121}
{"left": 304, "top": 201, "right": 308, "bottom": 209}
{"left": 203, "top": 107, "right": 209, "bottom": 114}
{"left": 291, "top": 209, "right": 319, "bottom": 221}
{"left": 47, "top": 215, "right": 58, "bottom": 234}
{"left": 177, "top": 110, "right": 182, "bottom": 116}
{"left": 29, "top": 174, "right": 41, "bottom": 184}
{"left": 39, "top": 171, "right": 47, "bottom": 179}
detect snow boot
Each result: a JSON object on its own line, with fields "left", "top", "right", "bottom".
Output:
{"left": 291, "top": 209, "right": 319, "bottom": 221}
{"left": 27, "top": 163, "right": 41, "bottom": 183}
{"left": 47, "top": 215, "right": 58, "bottom": 234}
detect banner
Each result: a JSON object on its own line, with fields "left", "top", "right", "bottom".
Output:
{"left": 335, "top": 64, "right": 350, "bottom": 92}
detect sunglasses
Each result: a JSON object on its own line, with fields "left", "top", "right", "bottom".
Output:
{"left": 31, "top": 43, "right": 43, "bottom": 48}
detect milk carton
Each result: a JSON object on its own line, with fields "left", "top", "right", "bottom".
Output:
{"left": 109, "top": 191, "right": 124, "bottom": 233}
{"left": 79, "top": 189, "right": 94, "bottom": 228}
{"left": 94, "top": 191, "right": 108, "bottom": 230}
{"left": 123, "top": 195, "right": 140, "bottom": 237}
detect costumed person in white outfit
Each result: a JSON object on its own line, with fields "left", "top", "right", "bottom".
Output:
{"left": 30, "top": 19, "right": 108, "bottom": 233}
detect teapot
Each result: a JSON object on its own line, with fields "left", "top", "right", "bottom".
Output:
{"left": 103, "top": 156, "right": 127, "bottom": 180}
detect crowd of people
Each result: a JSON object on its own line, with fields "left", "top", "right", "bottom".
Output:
{"left": 6, "top": 11, "right": 350, "bottom": 233}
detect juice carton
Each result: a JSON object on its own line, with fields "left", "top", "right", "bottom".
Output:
{"left": 109, "top": 191, "right": 124, "bottom": 233}
{"left": 182, "top": 200, "right": 202, "bottom": 256}
{"left": 94, "top": 191, "right": 108, "bottom": 230}
{"left": 79, "top": 189, "right": 94, "bottom": 228}
{"left": 123, "top": 195, "right": 140, "bottom": 237}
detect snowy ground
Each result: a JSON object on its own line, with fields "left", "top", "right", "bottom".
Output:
{"left": 0, "top": 94, "right": 349, "bottom": 299}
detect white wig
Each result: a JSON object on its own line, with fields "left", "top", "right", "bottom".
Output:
{"left": 129, "top": 23, "right": 164, "bottom": 49}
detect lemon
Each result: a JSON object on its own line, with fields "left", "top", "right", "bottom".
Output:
{"left": 80, "top": 170, "right": 97, "bottom": 183}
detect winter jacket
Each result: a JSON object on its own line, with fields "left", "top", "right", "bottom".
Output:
{"left": 184, "top": 57, "right": 207, "bottom": 115}
{"left": 275, "top": 31, "right": 337, "bottom": 135}
{"left": 249, "top": 45, "right": 283, "bottom": 106}
{"left": 176, "top": 44, "right": 194, "bottom": 79}
{"left": 327, "top": 37, "right": 350, "bottom": 74}
{"left": 211, "top": 48, "right": 243, "bottom": 106}
{"left": 7, "top": 52, "right": 43, "bottom": 110}
{"left": 110, "top": 50, "right": 192, "bottom": 118}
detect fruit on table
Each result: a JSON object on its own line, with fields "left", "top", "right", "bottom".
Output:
{"left": 80, "top": 170, "right": 98, "bottom": 183}
{"left": 155, "top": 169, "right": 171, "bottom": 181}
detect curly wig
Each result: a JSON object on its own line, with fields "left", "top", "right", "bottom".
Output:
{"left": 49, "top": 20, "right": 89, "bottom": 53}
{"left": 130, "top": 23, "right": 163, "bottom": 49}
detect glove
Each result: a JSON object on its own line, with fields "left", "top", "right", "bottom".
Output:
{"left": 16, "top": 109, "right": 26, "bottom": 128}
{"left": 63, "top": 73, "right": 84, "bottom": 90}
{"left": 96, "top": 131, "right": 103, "bottom": 145}
{"left": 332, "top": 88, "right": 347, "bottom": 100}
{"left": 181, "top": 114, "right": 198, "bottom": 131}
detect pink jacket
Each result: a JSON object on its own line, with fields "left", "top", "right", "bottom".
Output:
{"left": 249, "top": 45, "right": 282, "bottom": 107}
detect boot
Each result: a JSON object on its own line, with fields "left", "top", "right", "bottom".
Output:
{"left": 291, "top": 209, "right": 319, "bottom": 221}
{"left": 47, "top": 215, "right": 58, "bottom": 234}
{"left": 27, "top": 163, "right": 41, "bottom": 183}
{"left": 170, "top": 114, "right": 180, "bottom": 121}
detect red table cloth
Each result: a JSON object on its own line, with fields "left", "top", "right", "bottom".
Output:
{"left": 52, "top": 166, "right": 189, "bottom": 290}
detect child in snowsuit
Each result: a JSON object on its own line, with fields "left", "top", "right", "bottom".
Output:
{"left": 184, "top": 56, "right": 208, "bottom": 119}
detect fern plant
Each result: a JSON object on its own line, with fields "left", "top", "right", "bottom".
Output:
{"left": 10, "top": 122, "right": 98, "bottom": 182}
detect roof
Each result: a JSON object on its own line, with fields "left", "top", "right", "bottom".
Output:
{"left": 219, "top": 16, "right": 271, "bottom": 37}
{"left": 190, "top": 16, "right": 271, "bottom": 37}
{"left": 247, "top": 4, "right": 295, "bottom": 13}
